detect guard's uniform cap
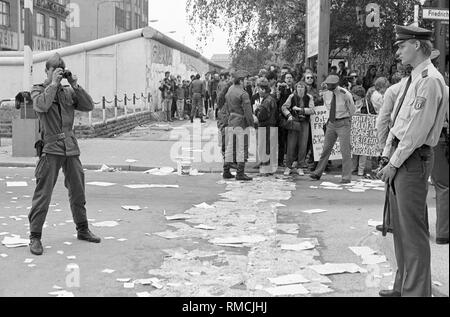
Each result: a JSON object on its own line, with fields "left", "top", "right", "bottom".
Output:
{"left": 323, "top": 74, "right": 340, "bottom": 85}
{"left": 233, "top": 70, "right": 250, "bottom": 79}
{"left": 394, "top": 24, "right": 433, "bottom": 46}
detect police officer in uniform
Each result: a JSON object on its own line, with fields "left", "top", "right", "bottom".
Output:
{"left": 378, "top": 25, "right": 448, "bottom": 297}
{"left": 28, "top": 53, "right": 101, "bottom": 256}
{"left": 310, "top": 74, "right": 356, "bottom": 183}
{"left": 223, "top": 70, "right": 254, "bottom": 181}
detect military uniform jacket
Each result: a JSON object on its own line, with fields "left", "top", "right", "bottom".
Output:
{"left": 225, "top": 85, "right": 254, "bottom": 129}
{"left": 383, "top": 59, "right": 449, "bottom": 168}
{"left": 189, "top": 79, "right": 206, "bottom": 98}
{"left": 322, "top": 86, "right": 356, "bottom": 119}
{"left": 31, "top": 79, "right": 94, "bottom": 156}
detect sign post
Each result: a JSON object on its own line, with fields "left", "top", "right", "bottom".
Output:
{"left": 12, "top": 0, "right": 39, "bottom": 157}
{"left": 422, "top": 3, "right": 449, "bottom": 77}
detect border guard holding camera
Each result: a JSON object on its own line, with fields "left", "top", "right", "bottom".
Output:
{"left": 28, "top": 53, "right": 101, "bottom": 256}
{"left": 378, "top": 25, "right": 448, "bottom": 297}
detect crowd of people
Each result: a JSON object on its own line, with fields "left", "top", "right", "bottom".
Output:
{"left": 159, "top": 58, "right": 420, "bottom": 180}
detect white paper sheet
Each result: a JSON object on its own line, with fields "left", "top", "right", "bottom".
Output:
{"left": 309, "top": 263, "right": 367, "bottom": 275}
{"left": 92, "top": 221, "right": 119, "bottom": 227}
{"left": 6, "top": 182, "right": 28, "bottom": 187}
{"left": 268, "top": 274, "right": 310, "bottom": 285}
{"left": 264, "top": 284, "right": 309, "bottom": 296}
{"left": 121, "top": 205, "right": 142, "bottom": 211}
{"left": 86, "top": 182, "right": 116, "bottom": 187}
{"left": 302, "top": 209, "right": 327, "bottom": 214}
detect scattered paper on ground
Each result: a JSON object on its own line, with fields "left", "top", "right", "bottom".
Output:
{"left": 92, "top": 221, "right": 119, "bottom": 228}
{"left": 309, "top": 263, "right": 367, "bottom": 275}
{"left": 121, "top": 205, "right": 142, "bottom": 211}
{"left": 302, "top": 209, "right": 327, "bottom": 214}
{"left": 6, "top": 182, "right": 28, "bottom": 187}
{"left": 86, "top": 182, "right": 116, "bottom": 187}
{"left": 48, "top": 290, "right": 74, "bottom": 297}
{"left": 264, "top": 284, "right": 309, "bottom": 296}
{"left": 1, "top": 236, "right": 29, "bottom": 248}
{"left": 268, "top": 274, "right": 309, "bottom": 285}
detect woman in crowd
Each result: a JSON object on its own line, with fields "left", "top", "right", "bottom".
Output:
{"left": 255, "top": 78, "right": 279, "bottom": 175}
{"left": 362, "top": 65, "right": 377, "bottom": 91}
{"left": 281, "top": 81, "right": 316, "bottom": 176}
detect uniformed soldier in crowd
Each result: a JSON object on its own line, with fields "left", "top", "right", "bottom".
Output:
{"left": 310, "top": 74, "right": 356, "bottom": 184}
{"left": 189, "top": 74, "right": 206, "bottom": 123}
{"left": 28, "top": 53, "right": 101, "bottom": 256}
{"left": 223, "top": 70, "right": 255, "bottom": 181}
{"left": 378, "top": 25, "right": 449, "bottom": 297}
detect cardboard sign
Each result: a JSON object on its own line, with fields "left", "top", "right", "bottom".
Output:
{"left": 351, "top": 114, "right": 379, "bottom": 157}
{"left": 310, "top": 106, "right": 342, "bottom": 161}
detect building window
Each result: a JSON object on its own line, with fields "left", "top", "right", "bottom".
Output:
{"left": 0, "top": 1, "right": 10, "bottom": 27}
{"left": 60, "top": 20, "right": 67, "bottom": 40}
{"left": 135, "top": 13, "right": 140, "bottom": 29}
{"left": 125, "top": 3, "right": 131, "bottom": 30}
{"left": 36, "top": 13, "right": 45, "bottom": 36}
{"left": 21, "top": 8, "right": 24, "bottom": 32}
{"left": 49, "top": 17, "right": 57, "bottom": 39}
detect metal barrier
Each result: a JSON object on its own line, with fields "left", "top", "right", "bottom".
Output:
{"left": 1, "top": 92, "right": 154, "bottom": 127}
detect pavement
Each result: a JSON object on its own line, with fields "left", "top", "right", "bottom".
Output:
{"left": 0, "top": 118, "right": 448, "bottom": 297}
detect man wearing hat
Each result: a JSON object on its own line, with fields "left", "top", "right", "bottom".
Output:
{"left": 378, "top": 24, "right": 448, "bottom": 297}
{"left": 28, "top": 53, "right": 101, "bottom": 256}
{"left": 310, "top": 74, "right": 356, "bottom": 183}
{"left": 223, "top": 70, "right": 255, "bottom": 181}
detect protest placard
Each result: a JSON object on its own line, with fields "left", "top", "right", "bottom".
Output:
{"left": 310, "top": 106, "right": 342, "bottom": 161}
{"left": 351, "top": 114, "right": 379, "bottom": 157}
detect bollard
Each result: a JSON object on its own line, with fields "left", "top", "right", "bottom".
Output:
{"left": 133, "top": 93, "right": 136, "bottom": 114}
{"left": 148, "top": 93, "right": 151, "bottom": 111}
{"left": 102, "top": 96, "right": 106, "bottom": 123}
{"left": 114, "top": 95, "right": 118, "bottom": 120}
{"left": 88, "top": 111, "right": 92, "bottom": 126}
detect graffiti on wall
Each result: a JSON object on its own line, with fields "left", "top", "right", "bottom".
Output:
{"left": 350, "top": 50, "right": 394, "bottom": 77}
{"left": 152, "top": 41, "right": 173, "bottom": 66}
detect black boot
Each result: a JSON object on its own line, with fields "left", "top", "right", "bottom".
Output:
{"left": 223, "top": 170, "right": 235, "bottom": 179}
{"left": 29, "top": 237, "right": 43, "bottom": 256}
{"left": 236, "top": 163, "right": 252, "bottom": 181}
{"left": 77, "top": 228, "right": 101, "bottom": 243}
{"left": 236, "top": 174, "right": 253, "bottom": 181}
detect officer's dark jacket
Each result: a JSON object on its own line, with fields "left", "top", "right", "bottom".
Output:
{"left": 31, "top": 79, "right": 94, "bottom": 156}
{"left": 225, "top": 85, "right": 254, "bottom": 129}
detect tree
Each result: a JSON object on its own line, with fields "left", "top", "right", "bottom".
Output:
{"left": 186, "top": 0, "right": 422, "bottom": 68}
{"left": 230, "top": 47, "right": 273, "bottom": 75}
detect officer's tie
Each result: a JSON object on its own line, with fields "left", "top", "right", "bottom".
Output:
{"left": 390, "top": 76, "right": 412, "bottom": 129}
{"left": 329, "top": 92, "right": 337, "bottom": 123}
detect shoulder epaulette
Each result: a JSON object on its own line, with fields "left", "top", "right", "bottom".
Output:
{"left": 422, "top": 69, "right": 428, "bottom": 78}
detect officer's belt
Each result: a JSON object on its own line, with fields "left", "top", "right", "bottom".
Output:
{"left": 44, "top": 130, "right": 75, "bottom": 144}
{"left": 391, "top": 136, "right": 430, "bottom": 151}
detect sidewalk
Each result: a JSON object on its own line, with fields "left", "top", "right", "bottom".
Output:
{"left": 0, "top": 120, "right": 225, "bottom": 173}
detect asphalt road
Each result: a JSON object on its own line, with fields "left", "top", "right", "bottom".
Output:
{"left": 0, "top": 167, "right": 447, "bottom": 297}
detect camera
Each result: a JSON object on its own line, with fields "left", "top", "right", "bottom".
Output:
{"left": 62, "top": 69, "right": 72, "bottom": 79}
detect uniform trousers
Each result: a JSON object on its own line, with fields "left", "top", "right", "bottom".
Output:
{"left": 431, "top": 138, "right": 449, "bottom": 240}
{"left": 191, "top": 93, "right": 203, "bottom": 119}
{"left": 390, "top": 145, "right": 433, "bottom": 297}
{"left": 29, "top": 154, "right": 88, "bottom": 238}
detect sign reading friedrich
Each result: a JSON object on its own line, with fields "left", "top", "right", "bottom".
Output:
{"left": 351, "top": 114, "right": 379, "bottom": 157}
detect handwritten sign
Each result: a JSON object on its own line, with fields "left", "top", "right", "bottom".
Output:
{"left": 351, "top": 114, "right": 379, "bottom": 156}
{"left": 310, "top": 106, "right": 342, "bottom": 161}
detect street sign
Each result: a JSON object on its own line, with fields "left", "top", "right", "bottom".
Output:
{"left": 306, "top": 0, "right": 320, "bottom": 58}
{"left": 422, "top": 7, "right": 449, "bottom": 21}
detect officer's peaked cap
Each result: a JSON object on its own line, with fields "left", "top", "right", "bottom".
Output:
{"left": 394, "top": 24, "right": 433, "bottom": 46}
{"left": 323, "top": 74, "right": 340, "bottom": 85}
{"left": 233, "top": 70, "right": 250, "bottom": 79}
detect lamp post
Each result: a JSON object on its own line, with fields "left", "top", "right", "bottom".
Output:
{"left": 96, "top": 0, "right": 125, "bottom": 39}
